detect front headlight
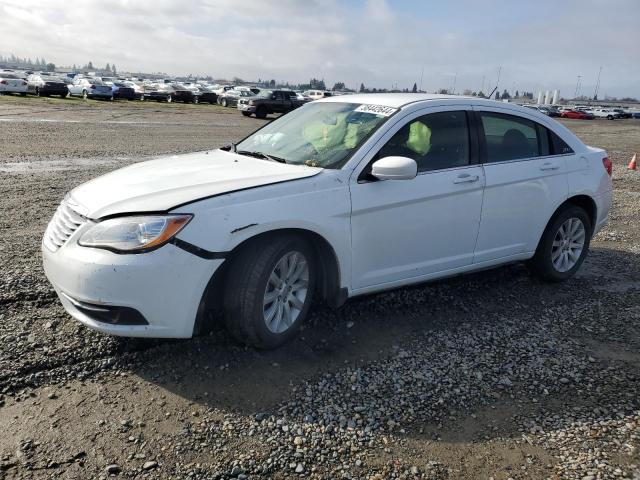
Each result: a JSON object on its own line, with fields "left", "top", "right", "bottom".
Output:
{"left": 78, "top": 214, "right": 192, "bottom": 253}
{"left": 248, "top": 100, "right": 255, "bottom": 106}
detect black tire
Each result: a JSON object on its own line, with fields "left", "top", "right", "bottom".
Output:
{"left": 607, "top": 115, "right": 613, "bottom": 120}
{"left": 82, "top": 90, "right": 87, "bottom": 99}
{"left": 193, "top": 96, "right": 199, "bottom": 104}
{"left": 166, "top": 95, "right": 172, "bottom": 103}
{"left": 241, "top": 111, "right": 251, "bottom": 117}
{"left": 221, "top": 98, "right": 228, "bottom": 107}
{"left": 223, "top": 235, "right": 316, "bottom": 349}
{"left": 528, "top": 205, "right": 592, "bottom": 282}
{"left": 35, "top": 87, "right": 40, "bottom": 97}
{"left": 20, "top": 92, "right": 27, "bottom": 97}
{"left": 255, "top": 105, "right": 267, "bottom": 119}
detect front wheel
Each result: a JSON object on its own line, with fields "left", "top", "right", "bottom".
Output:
{"left": 241, "top": 111, "right": 251, "bottom": 117}
{"left": 223, "top": 236, "right": 316, "bottom": 348}
{"left": 221, "top": 98, "right": 228, "bottom": 107}
{"left": 529, "top": 206, "right": 592, "bottom": 282}
{"left": 82, "top": 90, "right": 87, "bottom": 99}
{"left": 166, "top": 95, "right": 172, "bottom": 103}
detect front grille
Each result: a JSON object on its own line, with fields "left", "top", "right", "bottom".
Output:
{"left": 44, "top": 200, "right": 87, "bottom": 252}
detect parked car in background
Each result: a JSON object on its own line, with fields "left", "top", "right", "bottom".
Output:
{"left": 26, "top": 74, "right": 69, "bottom": 97}
{"left": 237, "top": 89, "right": 304, "bottom": 118}
{"left": 561, "top": 109, "right": 594, "bottom": 120}
{"left": 112, "top": 82, "right": 139, "bottom": 100}
{"left": 119, "top": 80, "right": 145, "bottom": 100}
{"left": 0, "top": 73, "right": 28, "bottom": 95}
{"left": 632, "top": 112, "right": 640, "bottom": 119}
{"left": 144, "top": 84, "right": 175, "bottom": 103}
{"left": 302, "top": 90, "right": 332, "bottom": 101}
{"left": 588, "top": 109, "right": 618, "bottom": 120}
{"left": 68, "top": 77, "right": 100, "bottom": 99}
{"left": 538, "top": 106, "right": 561, "bottom": 117}
{"left": 195, "top": 85, "right": 218, "bottom": 104}
{"left": 42, "top": 94, "right": 612, "bottom": 348}
{"left": 612, "top": 108, "right": 631, "bottom": 119}
{"left": 218, "top": 89, "right": 254, "bottom": 107}
{"left": 171, "top": 84, "right": 201, "bottom": 103}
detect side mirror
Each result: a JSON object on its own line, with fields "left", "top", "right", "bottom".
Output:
{"left": 371, "top": 156, "right": 417, "bottom": 181}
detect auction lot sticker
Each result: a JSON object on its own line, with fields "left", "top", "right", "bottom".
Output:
{"left": 354, "top": 104, "right": 398, "bottom": 117}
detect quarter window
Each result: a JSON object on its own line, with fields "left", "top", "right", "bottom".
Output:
{"left": 376, "top": 111, "right": 470, "bottom": 172}
{"left": 549, "top": 130, "right": 574, "bottom": 155}
{"left": 480, "top": 112, "right": 540, "bottom": 162}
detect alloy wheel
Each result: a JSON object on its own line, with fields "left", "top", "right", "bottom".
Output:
{"left": 262, "top": 251, "right": 309, "bottom": 334}
{"left": 551, "top": 217, "right": 586, "bottom": 272}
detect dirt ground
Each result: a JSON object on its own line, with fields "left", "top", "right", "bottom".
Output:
{"left": 0, "top": 95, "right": 638, "bottom": 479}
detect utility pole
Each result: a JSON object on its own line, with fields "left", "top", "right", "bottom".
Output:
{"left": 452, "top": 71, "right": 457, "bottom": 94}
{"left": 480, "top": 75, "right": 485, "bottom": 94}
{"left": 593, "top": 66, "right": 602, "bottom": 100}
{"left": 419, "top": 67, "right": 424, "bottom": 92}
{"left": 574, "top": 75, "right": 582, "bottom": 99}
{"left": 495, "top": 66, "right": 502, "bottom": 91}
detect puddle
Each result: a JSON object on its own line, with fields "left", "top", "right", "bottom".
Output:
{"left": 0, "top": 158, "right": 125, "bottom": 173}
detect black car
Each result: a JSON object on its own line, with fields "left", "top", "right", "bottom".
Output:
{"left": 171, "top": 87, "right": 200, "bottom": 104}
{"left": 27, "top": 74, "right": 69, "bottom": 97}
{"left": 144, "top": 86, "right": 175, "bottom": 103}
{"left": 538, "top": 106, "right": 561, "bottom": 117}
{"left": 113, "top": 82, "right": 139, "bottom": 100}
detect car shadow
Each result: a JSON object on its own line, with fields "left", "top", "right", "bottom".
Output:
{"left": 130, "top": 246, "right": 640, "bottom": 442}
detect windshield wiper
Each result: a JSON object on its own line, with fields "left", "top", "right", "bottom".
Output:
{"left": 236, "top": 150, "right": 287, "bottom": 164}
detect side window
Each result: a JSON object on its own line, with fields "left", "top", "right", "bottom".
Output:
{"left": 376, "top": 111, "right": 470, "bottom": 172}
{"left": 549, "top": 130, "right": 574, "bottom": 155}
{"left": 273, "top": 91, "right": 284, "bottom": 100}
{"left": 480, "top": 112, "right": 539, "bottom": 162}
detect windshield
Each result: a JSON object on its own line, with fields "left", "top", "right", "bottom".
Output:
{"left": 235, "top": 102, "right": 395, "bottom": 169}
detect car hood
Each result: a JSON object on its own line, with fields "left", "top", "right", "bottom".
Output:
{"left": 69, "top": 150, "right": 322, "bottom": 218}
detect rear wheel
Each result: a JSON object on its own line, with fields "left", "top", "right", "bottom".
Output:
{"left": 35, "top": 87, "right": 40, "bottom": 97}
{"left": 223, "top": 235, "right": 316, "bottom": 349}
{"left": 166, "top": 95, "right": 172, "bottom": 103}
{"left": 529, "top": 206, "right": 592, "bottom": 282}
{"left": 221, "top": 98, "right": 228, "bottom": 107}
{"left": 241, "top": 111, "right": 251, "bottom": 117}
{"left": 82, "top": 90, "right": 87, "bottom": 99}
{"left": 193, "top": 96, "right": 199, "bottom": 104}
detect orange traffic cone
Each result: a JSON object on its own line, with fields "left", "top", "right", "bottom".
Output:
{"left": 629, "top": 153, "right": 637, "bottom": 170}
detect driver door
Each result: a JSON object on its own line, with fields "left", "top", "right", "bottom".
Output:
{"left": 350, "top": 106, "right": 485, "bottom": 291}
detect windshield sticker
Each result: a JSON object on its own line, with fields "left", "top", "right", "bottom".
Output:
{"left": 354, "top": 104, "right": 397, "bottom": 117}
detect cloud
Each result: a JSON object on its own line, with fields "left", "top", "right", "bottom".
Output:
{"left": 0, "top": 0, "right": 638, "bottom": 97}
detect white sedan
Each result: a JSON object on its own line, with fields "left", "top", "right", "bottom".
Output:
{"left": 0, "top": 72, "right": 28, "bottom": 95}
{"left": 42, "top": 94, "right": 613, "bottom": 348}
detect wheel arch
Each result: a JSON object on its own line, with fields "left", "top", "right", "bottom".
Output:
{"left": 534, "top": 194, "right": 597, "bottom": 254}
{"left": 193, "top": 228, "right": 345, "bottom": 335}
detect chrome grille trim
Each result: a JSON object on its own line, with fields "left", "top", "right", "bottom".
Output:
{"left": 43, "top": 200, "right": 87, "bottom": 252}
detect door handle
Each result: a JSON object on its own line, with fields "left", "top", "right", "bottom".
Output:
{"left": 453, "top": 174, "right": 479, "bottom": 184}
{"left": 540, "top": 163, "right": 559, "bottom": 171}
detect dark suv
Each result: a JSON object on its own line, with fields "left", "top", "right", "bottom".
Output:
{"left": 237, "top": 90, "right": 303, "bottom": 118}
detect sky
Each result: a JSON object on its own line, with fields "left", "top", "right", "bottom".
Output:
{"left": 1, "top": 0, "right": 639, "bottom": 98}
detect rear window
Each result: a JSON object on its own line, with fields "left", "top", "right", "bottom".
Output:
{"left": 480, "top": 112, "right": 540, "bottom": 162}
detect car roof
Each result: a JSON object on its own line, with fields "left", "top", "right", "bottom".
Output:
{"left": 318, "top": 93, "right": 491, "bottom": 108}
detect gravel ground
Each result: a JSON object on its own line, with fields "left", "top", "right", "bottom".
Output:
{"left": 0, "top": 96, "right": 638, "bottom": 479}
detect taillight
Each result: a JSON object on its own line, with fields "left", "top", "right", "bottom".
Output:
{"left": 602, "top": 157, "right": 612, "bottom": 176}
{"left": 0, "top": 80, "right": 7, "bottom": 85}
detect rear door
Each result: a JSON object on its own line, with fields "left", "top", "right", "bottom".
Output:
{"left": 472, "top": 107, "right": 569, "bottom": 263}
{"left": 271, "top": 91, "right": 286, "bottom": 111}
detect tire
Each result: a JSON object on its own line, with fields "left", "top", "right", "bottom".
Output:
{"left": 528, "top": 205, "right": 592, "bottom": 282}
{"left": 223, "top": 235, "right": 316, "bottom": 349}
{"left": 221, "top": 98, "right": 228, "bottom": 107}
{"left": 255, "top": 105, "right": 267, "bottom": 119}
{"left": 82, "top": 90, "right": 87, "bottom": 99}
{"left": 607, "top": 115, "right": 613, "bottom": 120}
{"left": 166, "top": 95, "right": 172, "bottom": 103}
{"left": 20, "top": 92, "right": 27, "bottom": 97}
{"left": 241, "top": 111, "right": 251, "bottom": 117}
{"left": 35, "top": 87, "right": 40, "bottom": 97}
{"left": 193, "top": 96, "right": 199, "bottom": 104}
